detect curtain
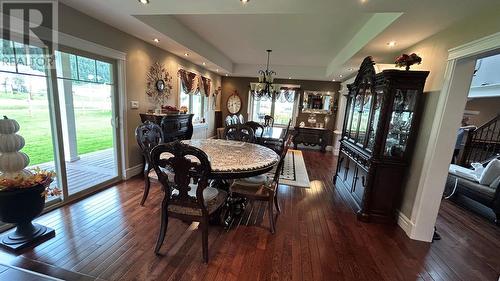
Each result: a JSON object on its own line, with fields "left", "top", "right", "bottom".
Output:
{"left": 178, "top": 69, "right": 213, "bottom": 97}
{"left": 278, "top": 86, "right": 300, "bottom": 103}
{"left": 178, "top": 69, "right": 199, "bottom": 95}
{"left": 200, "top": 76, "right": 212, "bottom": 97}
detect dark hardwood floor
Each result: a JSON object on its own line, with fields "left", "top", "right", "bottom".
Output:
{"left": 0, "top": 150, "right": 499, "bottom": 281}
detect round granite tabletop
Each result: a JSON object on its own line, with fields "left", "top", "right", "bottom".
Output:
{"left": 182, "top": 139, "right": 279, "bottom": 179}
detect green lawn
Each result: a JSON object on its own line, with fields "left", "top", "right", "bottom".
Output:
{"left": 1, "top": 99, "right": 113, "bottom": 165}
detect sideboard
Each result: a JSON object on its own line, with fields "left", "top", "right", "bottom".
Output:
{"left": 139, "top": 113, "right": 194, "bottom": 142}
{"left": 293, "top": 127, "right": 331, "bottom": 152}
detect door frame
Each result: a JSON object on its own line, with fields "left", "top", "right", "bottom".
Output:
{"left": 409, "top": 32, "right": 500, "bottom": 242}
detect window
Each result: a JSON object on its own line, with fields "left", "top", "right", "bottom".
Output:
{"left": 180, "top": 85, "right": 206, "bottom": 123}
{"left": 249, "top": 88, "right": 299, "bottom": 126}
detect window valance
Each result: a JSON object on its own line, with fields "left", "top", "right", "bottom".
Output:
{"left": 249, "top": 83, "right": 300, "bottom": 102}
{"left": 178, "top": 69, "right": 212, "bottom": 97}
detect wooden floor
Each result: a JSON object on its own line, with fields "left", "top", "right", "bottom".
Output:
{"left": 1, "top": 150, "right": 499, "bottom": 281}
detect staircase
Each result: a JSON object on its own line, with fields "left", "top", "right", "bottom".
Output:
{"left": 458, "top": 114, "right": 500, "bottom": 167}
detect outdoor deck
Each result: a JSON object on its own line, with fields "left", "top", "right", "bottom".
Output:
{"left": 34, "top": 148, "right": 117, "bottom": 195}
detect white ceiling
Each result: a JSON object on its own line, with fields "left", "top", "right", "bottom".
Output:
{"left": 60, "top": 0, "right": 500, "bottom": 81}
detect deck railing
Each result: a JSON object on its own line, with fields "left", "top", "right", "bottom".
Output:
{"left": 458, "top": 114, "right": 500, "bottom": 167}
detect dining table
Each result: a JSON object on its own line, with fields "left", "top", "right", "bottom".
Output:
{"left": 182, "top": 139, "right": 279, "bottom": 179}
{"left": 255, "top": 126, "right": 285, "bottom": 142}
{"left": 182, "top": 139, "right": 280, "bottom": 227}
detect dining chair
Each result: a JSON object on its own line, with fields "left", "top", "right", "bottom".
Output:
{"left": 150, "top": 141, "right": 227, "bottom": 263}
{"left": 224, "top": 124, "right": 256, "bottom": 143}
{"left": 261, "top": 119, "right": 292, "bottom": 154}
{"left": 225, "top": 115, "right": 233, "bottom": 126}
{"left": 229, "top": 134, "right": 292, "bottom": 233}
{"left": 135, "top": 121, "right": 164, "bottom": 206}
{"left": 238, "top": 114, "right": 245, "bottom": 124}
{"left": 232, "top": 115, "right": 240, "bottom": 125}
{"left": 244, "top": 121, "right": 264, "bottom": 140}
{"left": 264, "top": 115, "right": 274, "bottom": 127}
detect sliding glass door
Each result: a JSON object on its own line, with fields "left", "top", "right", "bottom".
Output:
{"left": 0, "top": 39, "right": 62, "bottom": 204}
{"left": 55, "top": 50, "right": 119, "bottom": 195}
{"left": 0, "top": 38, "right": 121, "bottom": 207}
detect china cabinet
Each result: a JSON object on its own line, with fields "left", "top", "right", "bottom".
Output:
{"left": 333, "top": 57, "right": 429, "bottom": 223}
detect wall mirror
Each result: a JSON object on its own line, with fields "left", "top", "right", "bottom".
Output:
{"left": 301, "top": 91, "right": 334, "bottom": 114}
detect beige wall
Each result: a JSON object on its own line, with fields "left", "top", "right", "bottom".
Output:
{"left": 220, "top": 76, "right": 340, "bottom": 124}
{"left": 397, "top": 9, "right": 500, "bottom": 217}
{"left": 58, "top": 4, "right": 221, "bottom": 170}
{"left": 464, "top": 97, "right": 500, "bottom": 126}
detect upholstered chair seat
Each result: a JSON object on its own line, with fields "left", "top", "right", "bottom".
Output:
{"left": 168, "top": 185, "right": 227, "bottom": 216}
{"left": 230, "top": 177, "right": 274, "bottom": 198}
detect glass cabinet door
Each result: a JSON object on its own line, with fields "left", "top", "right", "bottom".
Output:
{"left": 384, "top": 89, "right": 418, "bottom": 158}
{"left": 344, "top": 96, "right": 354, "bottom": 138}
{"left": 357, "top": 86, "right": 373, "bottom": 146}
{"left": 349, "top": 92, "right": 363, "bottom": 140}
{"left": 367, "top": 89, "right": 383, "bottom": 151}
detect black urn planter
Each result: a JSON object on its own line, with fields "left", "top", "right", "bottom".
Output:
{"left": 0, "top": 180, "right": 55, "bottom": 252}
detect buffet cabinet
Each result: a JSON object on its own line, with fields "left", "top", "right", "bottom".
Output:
{"left": 333, "top": 57, "right": 429, "bottom": 223}
{"left": 293, "top": 127, "right": 330, "bottom": 152}
{"left": 140, "top": 113, "right": 194, "bottom": 142}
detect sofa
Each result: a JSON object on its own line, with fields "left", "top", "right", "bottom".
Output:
{"left": 444, "top": 157, "right": 500, "bottom": 225}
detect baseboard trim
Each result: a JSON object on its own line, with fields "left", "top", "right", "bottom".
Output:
{"left": 397, "top": 211, "right": 415, "bottom": 238}
{"left": 124, "top": 164, "right": 143, "bottom": 180}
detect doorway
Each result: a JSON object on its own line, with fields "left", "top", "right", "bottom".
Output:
{"left": 0, "top": 38, "right": 122, "bottom": 210}
{"left": 409, "top": 32, "right": 500, "bottom": 242}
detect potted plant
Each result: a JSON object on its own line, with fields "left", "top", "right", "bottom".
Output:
{"left": 395, "top": 53, "right": 422, "bottom": 71}
{"left": 0, "top": 116, "right": 60, "bottom": 251}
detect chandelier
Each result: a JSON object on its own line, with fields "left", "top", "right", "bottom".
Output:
{"left": 250, "top": 49, "right": 278, "bottom": 100}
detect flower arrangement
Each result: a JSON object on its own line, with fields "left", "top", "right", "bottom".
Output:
{"left": 0, "top": 168, "right": 60, "bottom": 198}
{"left": 395, "top": 53, "right": 422, "bottom": 70}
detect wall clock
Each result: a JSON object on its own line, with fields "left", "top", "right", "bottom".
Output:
{"left": 226, "top": 90, "right": 242, "bottom": 114}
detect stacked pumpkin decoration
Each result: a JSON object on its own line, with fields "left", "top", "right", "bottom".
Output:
{"left": 0, "top": 116, "right": 31, "bottom": 179}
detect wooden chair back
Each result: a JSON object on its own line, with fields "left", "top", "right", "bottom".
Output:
{"left": 238, "top": 114, "right": 245, "bottom": 124}
{"left": 225, "top": 115, "right": 234, "bottom": 126}
{"left": 232, "top": 115, "right": 240, "bottom": 125}
{"left": 150, "top": 141, "right": 212, "bottom": 216}
{"left": 264, "top": 115, "right": 274, "bottom": 127}
{"left": 279, "top": 119, "right": 293, "bottom": 153}
{"left": 224, "top": 124, "right": 256, "bottom": 143}
{"left": 244, "top": 121, "right": 264, "bottom": 139}
{"left": 135, "top": 121, "right": 163, "bottom": 163}
{"left": 272, "top": 133, "right": 292, "bottom": 184}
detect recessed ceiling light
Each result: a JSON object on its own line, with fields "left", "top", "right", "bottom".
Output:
{"left": 216, "top": 69, "right": 219, "bottom": 72}
{"left": 202, "top": 62, "right": 206, "bottom": 66}
{"left": 153, "top": 38, "right": 159, "bottom": 43}
{"left": 241, "top": 0, "right": 249, "bottom": 3}
{"left": 184, "top": 53, "right": 189, "bottom": 57}
{"left": 138, "top": 0, "right": 149, "bottom": 4}
{"left": 339, "top": 74, "right": 343, "bottom": 78}
{"left": 332, "top": 79, "right": 336, "bottom": 82}
{"left": 225, "top": 74, "right": 229, "bottom": 76}
{"left": 387, "top": 41, "right": 396, "bottom": 47}
{"left": 288, "top": 77, "right": 291, "bottom": 79}
{"left": 348, "top": 68, "right": 353, "bottom": 71}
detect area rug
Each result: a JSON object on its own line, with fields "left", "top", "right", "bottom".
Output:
{"left": 279, "top": 149, "right": 310, "bottom": 188}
